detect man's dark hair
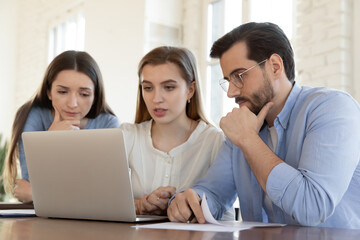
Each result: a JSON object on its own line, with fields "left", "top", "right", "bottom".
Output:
{"left": 210, "top": 22, "right": 295, "bottom": 82}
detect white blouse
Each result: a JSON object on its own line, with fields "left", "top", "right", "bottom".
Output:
{"left": 119, "top": 120, "right": 225, "bottom": 199}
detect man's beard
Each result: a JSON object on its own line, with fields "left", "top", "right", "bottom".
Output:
{"left": 235, "top": 72, "right": 274, "bottom": 115}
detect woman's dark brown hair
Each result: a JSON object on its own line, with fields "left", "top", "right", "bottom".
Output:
{"left": 3, "top": 50, "right": 114, "bottom": 194}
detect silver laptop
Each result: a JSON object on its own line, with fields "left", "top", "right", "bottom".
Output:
{"left": 22, "top": 128, "right": 167, "bottom": 222}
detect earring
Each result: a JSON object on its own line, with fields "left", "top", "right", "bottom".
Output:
{"left": 188, "top": 99, "right": 191, "bottom": 103}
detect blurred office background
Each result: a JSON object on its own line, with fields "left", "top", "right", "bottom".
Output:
{"left": 1, "top": 0, "right": 359, "bottom": 141}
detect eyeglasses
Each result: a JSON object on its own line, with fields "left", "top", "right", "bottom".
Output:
{"left": 219, "top": 59, "right": 267, "bottom": 92}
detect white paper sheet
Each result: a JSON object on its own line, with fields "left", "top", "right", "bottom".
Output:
{"left": 134, "top": 222, "right": 252, "bottom": 232}
{"left": 201, "top": 192, "right": 220, "bottom": 225}
{"left": 133, "top": 193, "right": 285, "bottom": 232}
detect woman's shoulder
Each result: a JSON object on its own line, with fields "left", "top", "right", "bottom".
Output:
{"left": 27, "top": 106, "right": 52, "bottom": 122}
{"left": 28, "top": 105, "right": 50, "bottom": 117}
{"left": 188, "top": 120, "right": 224, "bottom": 147}
{"left": 92, "top": 113, "right": 120, "bottom": 128}
{"left": 119, "top": 120, "right": 151, "bottom": 133}
{"left": 24, "top": 106, "right": 52, "bottom": 130}
{"left": 196, "top": 120, "right": 224, "bottom": 137}
{"left": 119, "top": 121, "right": 151, "bottom": 146}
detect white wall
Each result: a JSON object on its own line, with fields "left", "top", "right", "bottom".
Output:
{"left": 0, "top": 0, "right": 17, "bottom": 139}
{"left": 183, "top": 0, "right": 203, "bottom": 69}
{"left": 84, "top": 0, "right": 146, "bottom": 123}
{"left": 182, "top": 0, "right": 206, "bottom": 107}
{"left": 295, "top": 0, "right": 353, "bottom": 95}
{"left": 146, "top": 0, "right": 182, "bottom": 26}
{"left": 144, "top": 0, "right": 183, "bottom": 52}
{"left": 1, "top": 0, "right": 148, "bottom": 127}
{"left": 1, "top": 0, "right": 183, "bottom": 130}
{"left": 14, "top": 0, "right": 82, "bottom": 111}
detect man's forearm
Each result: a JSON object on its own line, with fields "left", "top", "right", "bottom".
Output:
{"left": 237, "top": 133, "right": 283, "bottom": 192}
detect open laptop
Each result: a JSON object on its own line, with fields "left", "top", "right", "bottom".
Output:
{"left": 22, "top": 128, "right": 167, "bottom": 222}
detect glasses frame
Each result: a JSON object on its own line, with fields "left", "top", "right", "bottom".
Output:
{"left": 219, "top": 59, "right": 267, "bottom": 92}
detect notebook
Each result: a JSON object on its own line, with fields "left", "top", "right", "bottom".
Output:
{"left": 22, "top": 128, "right": 167, "bottom": 222}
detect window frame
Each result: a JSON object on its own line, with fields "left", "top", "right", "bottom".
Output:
{"left": 201, "top": 0, "right": 226, "bottom": 125}
{"left": 47, "top": 4, "right": 85, "bottom": 63}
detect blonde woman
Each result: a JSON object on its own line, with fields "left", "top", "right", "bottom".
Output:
{"left": 120, "top": 46, "right": 233, "bottom": 219}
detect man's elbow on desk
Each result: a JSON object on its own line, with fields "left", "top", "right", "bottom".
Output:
{"left": 285, "top": 199, "right": 335, "bottom": 227}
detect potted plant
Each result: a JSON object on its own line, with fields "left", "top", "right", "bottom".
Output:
{"left": 0, "top": 134, "right": 8, "bottom": 201}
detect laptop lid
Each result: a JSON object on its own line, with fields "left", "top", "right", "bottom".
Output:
{"left": 22, "top": 128, "right": 166, "bottom": 222}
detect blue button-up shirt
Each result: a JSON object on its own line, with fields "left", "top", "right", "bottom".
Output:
{"left": 192, "top": 83, "right": 360, "bottom": 229}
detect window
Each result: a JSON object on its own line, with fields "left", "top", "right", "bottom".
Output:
{"left": 205, "top": 0, "right": 225, "bottom": 124}
{"left": 205, "top": 0, "right": 243, "bottom": 125}
{"left": 144, "top": 0, "right": 182, "bottom": 53}
{"left": 353, "top": 1, "right": 360, "bottom": 101}
{"left": 204, "top": 0, "right": 294, "bottom": 125}
{"left": 203, "top": 1, "right": 294, "bottom": 220}
{"left": 48, "top": 9, "right": 85, "bottom": 63}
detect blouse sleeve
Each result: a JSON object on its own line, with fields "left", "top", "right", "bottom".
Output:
{"left": 19, "top": 107, "right": 48, "bottom": 181}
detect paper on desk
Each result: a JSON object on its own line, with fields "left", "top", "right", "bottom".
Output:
{"left": 0, "top": 209, "right": 36, "bottom": 218}
{"left": 134, "top": 193, "right": 285, "bottom": 232}
{"left": 200, "top": 193, "right": 285, "bottom": 228}
{"left": 134, "top": 222, "right": 251, "bottom": 232}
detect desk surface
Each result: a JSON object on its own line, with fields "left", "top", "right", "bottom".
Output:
{"left": 0, "top": 217, "right": 359, "bottom": 240}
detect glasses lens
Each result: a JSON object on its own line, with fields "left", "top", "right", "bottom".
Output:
{"left": 219, "top": 78, "right": 229, "bottom": 92}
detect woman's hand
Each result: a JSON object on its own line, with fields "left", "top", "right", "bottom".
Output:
{"left": 48, "top": 107, "right": 80, "bottom": 131}
{"left": 135, "top": 186, "right": 176, "bottom": 215}
{"left": 14, "top": 179, "right": 33, "bottom": 203}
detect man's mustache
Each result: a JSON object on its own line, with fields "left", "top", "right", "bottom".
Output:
{"left": 235, "top": 96, "right": 251, "bottom": 104}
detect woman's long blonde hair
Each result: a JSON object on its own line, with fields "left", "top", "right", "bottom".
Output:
{"left": 3, "top": 50, "right": 115, "bottom": 195}
{"left": 135, "top": 46, "right": 209, "bottom": 124}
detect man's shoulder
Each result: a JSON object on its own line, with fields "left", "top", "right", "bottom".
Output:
{"left": 297, "top": 86, "right": 358, "bottom": 108}
{"left": 280, "top": 84, "right": 360, "bottom": 129}
{"left": 289, "top": 86, "right": 360, "bottom": 127}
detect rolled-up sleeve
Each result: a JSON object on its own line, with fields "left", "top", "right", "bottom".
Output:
{"left": 266, "top": 92, "right": 360, "bottom": 226}
{"left": 192, "top": 138, "right": 238, "bottom": 219}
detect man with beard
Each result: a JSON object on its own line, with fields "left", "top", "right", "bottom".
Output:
{"left": 167, "top": 22, "right": 360, "bottom": 229}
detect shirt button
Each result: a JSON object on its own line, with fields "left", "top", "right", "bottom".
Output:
{"left": 165, "top": 174, "right": 169, "bottom": 178}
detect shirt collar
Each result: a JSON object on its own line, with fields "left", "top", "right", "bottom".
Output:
{"left": 275, "top": 82, "right": 302, "bottom": 129}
